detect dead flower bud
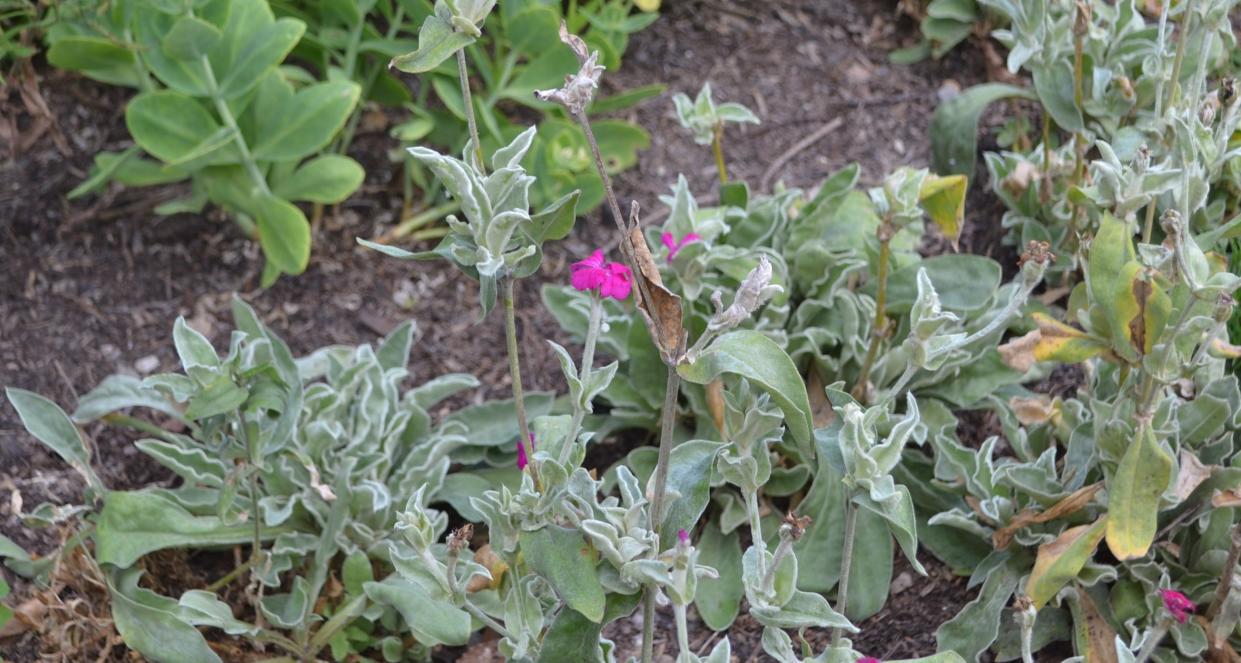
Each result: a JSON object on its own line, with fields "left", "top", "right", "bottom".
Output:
{"left": 1200, "top": 98, "right": 1217, "bottom": 125}
{"left": 1073, "top": 0, "right": 1091, "bottom": 36}
{"left": 447, "top": 524, "right": 474, "bottom": 554}
{"left": 1132, "top": 143, "right": 1150, "bottom": 175}
{"left": 707, "top": 256, "right": 782, "bottom": 333}
{"left": 780, "top": 512, "right": 812, "bottom": 541}
{"left": 534, "top": 23, "right": 605, "bottom": 115}
{"left": 1159, "top": 209, "right": 1184, "bottom": 237}
{"left": 1222, "top": 78, "right": 1238, "bottom": 107}
{"left": 1018, "top": 240, "right": 1054, "bottom": 287}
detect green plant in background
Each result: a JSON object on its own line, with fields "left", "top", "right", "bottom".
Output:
{"left": 384, "top": 0, "right": 661, "bottom": 236}
{"left": 48, "top": 0, "right": 365, "bottom": 285}
{"left": 932, "top": 0, "right": 1241, "bottom": 278}
{"left": 672, "top": 82, "right": 760, "bottom": 183}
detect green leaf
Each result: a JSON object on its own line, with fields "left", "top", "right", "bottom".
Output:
{"left": 184, "top": 375, "right": 248, "bottom": 420}
{"left": 254, "top": 195, "right": 311, "bottom": 277}
{"left": 108, "top": 569, "right": 221, "bottom": 663}
{"left": 520, "top": 526, "right": 606, "bottom": 623}
{"left": 272, "top": 155, "right": 365, "bottom": 204}
{"left": 173, "top": 316, "right": 218, "bottom": 370}
{"left": 1028, "top": 517, "right": 1107, "bottom": 607}
{"left": 677, "top": 331, "right": 814, "bottom": 454}
{"left": 96, "top": 490, "right": 270, "bottom": 567}
{"left": 252, "top": 81, "right": 361, "bottom": 161}
{"left": 216, "top": 18, "right": 305, "bottom": 98}
{"left": 885, "top": 254, "right": 1002, "bottom": 314}
{"left": 930, "top": 83, "right": 1034, "bottom": 176}
{"left": 936, "top": 554, "right": 1023, "bottom": 660}
{"left": 656, "top": 440, "right": 722, "bottom": 549}
{"left": 694, "top": 522, "right": 743, "bottom": 631}
{"left": 919, "top": 174, "right": 968, "bottom": 247}
{"left": 507, "top": 5, "right": 560, "bottom": 55}
{"left": 162, "top": 16, "right": 222, "bottom": 61}
{"left": 1032, "top": 61, "right": 1084, "bottom": 133}
{"left": 1106, "top": 427, "right": 1172, "bottom": 560}
{"left": 390, "top": 10, "right": 475, "bottom": 73}
{"left": 531, "top": 190, "right": 580, "bottom": 242}
{"left": 363, "top": 578, "right": 471, "bottom": 646}
{"left": 73, "top": 374, "right": 185, "bottom": 423}
{"left": 47, "top": 36, "right": 141, "bottom": 87}
{"left": 126, "top": 92, "right": 223, "bottom": 164}
{"left": 6, "top": 387, "right": 103, "bottom": 492}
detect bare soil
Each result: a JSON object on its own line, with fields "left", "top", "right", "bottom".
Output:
{"left": 0, "top": 0, "right": 1006, "bottom": 659}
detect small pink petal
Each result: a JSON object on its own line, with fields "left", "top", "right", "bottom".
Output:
{"left": 858, "top": 658, "right": 881, "bottom": 663}
{"left": 661, "top": 232, "right": 678, "bottom": 253}
{"left": 601, "top": 262, "right": 632, "bottom": 300}
{"left": 516, "top": 438, "right": 529, "bottom": 471}
{"left": 677, "top": 528, "right": 689, "bottom": 544}
{"left": 682, "top": 233, "right": 701, "bottom": 245}
{"left": 571, "top": 249, "right": 608, "bottom": 292}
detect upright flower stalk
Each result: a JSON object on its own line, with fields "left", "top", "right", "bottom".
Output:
{"left": 503, "top": 279, "right": 533, "bottom": 452}
{"left": 538, "top": 24, "right": 687, "bottom": 663}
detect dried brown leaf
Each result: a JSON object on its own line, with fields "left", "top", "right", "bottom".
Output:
{"left": 1174, "top": 450, "right": 1214, "bottom": 503}
{"left": 999, "top": 330, "right": 1040, "bottom": 372}
{"left": 623, "top": 206, "right": 684, "bottom": 362}
{"left": 993, "top": 483, "right": 1102, "bottom": 550}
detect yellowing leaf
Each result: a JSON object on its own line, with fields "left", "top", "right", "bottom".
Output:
{"left": 1026, "top": 517, "right": 1107, "bottom": 608}
{"left": 919, "top": 174, "right": 968, "bottom": 249}
{"left": 634, "top": 0, "right": 661, "bottom": 10}
{"left": 1070, "top": 588, "right": 1119, "bottom": 663}
{"left": 1106, "top": 426, "right": 1173, "bottom": 560}
{"left": 1030, "top": 312, "right": 1108, "bottom": 363}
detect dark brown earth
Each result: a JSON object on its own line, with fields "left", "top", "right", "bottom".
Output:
{"left": 0, "top": 0, "right": 1012, "bottom": 659}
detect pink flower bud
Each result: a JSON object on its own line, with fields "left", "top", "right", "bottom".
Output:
{"left": 1160, "top": 589, "right": 1195, "bottom": 624}
{"left": 517, "top": 433, "right": 534, "bottom": 471}
{"left": 677, "top": 528, "right": 689, "bottom": 544}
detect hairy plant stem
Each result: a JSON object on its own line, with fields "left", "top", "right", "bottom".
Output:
{"left": 502, "top": 279, "right": 532, "bottom": 457}
{"left": 204, "top": 555, "right": 256, "bottom": 593}
{"left": 831, "top": 501, "right": 858, "bottom": 647}
{"left": 457, "top": 49, "right": 485, "bottom": 170}
{"left": 1067, "top": 9, "right": 1087, "bottom": 247}
{"left": 236, "top": 409, "right": 267, "bottom": 632}
{"left": 711, "top": 122, "right": 728, "bottom": 184}
{"left": 641, "top": 590, "right": 657, "bottom": 663}
{"left": 571, "top": 103, "right": 677, "bottom": 663}
{"left": 573, "top": 109, "right": 660, "bottom": 320}
{"left": 674, "top": 603, "right": 691, "bottom": 657}
{"left": 1166, "top": 0, "right": 1198, "bottom": 111}
{"left": 642, "top": 363, "right": 684, "bottom": 663}
{"left": 560, "top": 296, "right": 604, "bottom": 465}
{"left": 1207, "top": 522, "right": 1241, "bottom": 621}
{"left": 852, "top": 223, "right": 893, "bottom": 403}
{"left": 745, "top": 487, "right": 767, "bottom": 571}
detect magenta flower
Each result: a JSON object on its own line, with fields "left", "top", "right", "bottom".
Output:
{"left": 858, "top": 658, "right": 881, "bottom": 663}
{"left": 1160, "top": 589, "right": 1195, "bottom": 624}
{"left": 517, "top": 433, "right": 535, "bottom": 471}
{"left": 571, "top": 249, "right": 632, "bottom": 301}
{"left": 661, "top": 232, "right": 701, "bottom": 258}
{"left": 677, "top": 528, "right": 689, "bottom": 544}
